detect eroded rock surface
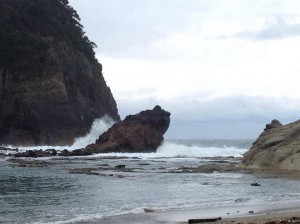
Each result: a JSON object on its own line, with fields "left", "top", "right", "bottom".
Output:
{"left": 243, "top": 119, "right": 300, "bottom": 170}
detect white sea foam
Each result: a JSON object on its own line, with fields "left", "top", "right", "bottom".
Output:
{"left": 88, "top": 141, "right": 248, "bottom": 159}
{"left": 31, "top": 214, "right": 104, "bottom": 224}
{"left": 4, "top": 115, "right": 115, "bottom": 152}
{"left": 70, "top": 115, "right": 114, "bottom": 149}
{"left": 156, "top": 141, "right": 248, "bottom": 158}
{"left": 3, "top": 117, "right": 248, "bottom": 158}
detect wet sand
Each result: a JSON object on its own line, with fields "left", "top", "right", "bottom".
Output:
{"left": 75, "top": 206, "right": 300, "bottom": 224}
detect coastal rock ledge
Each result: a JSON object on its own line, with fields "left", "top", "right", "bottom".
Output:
{"left": 85, "top": 106, "right": 171, "bottom": 153}
{"left": 243, "top": 119, "right": 300, "bottom": 170}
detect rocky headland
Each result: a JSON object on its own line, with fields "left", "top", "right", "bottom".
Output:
{"left": 0, "top": 0, "right": 119, "bottom": 146}
{"left": 10, "top": 106, "right": 171, "bottom": 157}
{"left": 243, "top": 119, "right": 300, "bottom": 171}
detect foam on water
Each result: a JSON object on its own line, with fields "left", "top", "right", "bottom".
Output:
{"left": 89, "top": 141, "right": 248, "bottom": 159}
{"left": 70, "top": 115, "right": 114, "bottom": 149}
{"left": 3, "top": 115, "right": 115, "bottom": 152}
{"left": 156, "top": 141, "right": 247, "bottom": 158}
{"left": 3, "top": 117, "right": 249, "bottom": 158}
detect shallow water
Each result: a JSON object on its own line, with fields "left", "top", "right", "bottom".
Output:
{"left": 1, "top": 139, "right": 300, "bottom": 224}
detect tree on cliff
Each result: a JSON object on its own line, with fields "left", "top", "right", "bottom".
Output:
{"left": 0, "top": 0, "right": 97, "bottom": 70}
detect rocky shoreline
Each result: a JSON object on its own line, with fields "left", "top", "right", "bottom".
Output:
{"left": 1, "top": 106, "right": 170, "bottom": 157}
{"left": 3, "top": 118, "right": 300, "bottom": 179}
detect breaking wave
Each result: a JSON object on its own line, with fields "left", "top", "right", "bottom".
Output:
{"left": 156, "top": 141, "right": 248, "bottom": 158}
{"left": 4, "top": 115, "right": 115, "bottom": 151}
{"left": 70, "top": 115, "right": 115, "bottom": 149}
{"left": 89, "top": 140, "right": 249, "bottom": 159}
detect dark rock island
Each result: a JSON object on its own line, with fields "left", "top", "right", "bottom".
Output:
{"left": 243, "top": 119, "right": 300, "bottom": 170}
{"left": 85, "top": 105, "right": 171, "bottom": 153}
{"left": 0, "top": 0, "right": 119, "bottom": 146}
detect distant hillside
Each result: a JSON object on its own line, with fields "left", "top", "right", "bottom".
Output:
{"left": 0, "top": 0, "right": 120, "bottom": 146}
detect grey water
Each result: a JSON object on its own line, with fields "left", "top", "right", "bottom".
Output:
{"left": 1, "top": 139, "right": 300, "bottom": 224}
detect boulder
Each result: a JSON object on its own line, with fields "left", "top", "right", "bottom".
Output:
{"left": 85, "top": 106, "right": 171, "bottom": 153}
{"left": 243, "top": 119, "right": 300, "bottom": 170}
{"left": 58, "top": 149, "right": 92, "bottom": 157}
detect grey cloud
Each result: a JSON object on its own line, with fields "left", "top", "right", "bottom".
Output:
{"left": 166, "top": 121, "right": 264, "bottom": 139}
{"left": 116, "top": 95, "right": 300, "bottom": 139}
{"left": 222, "top": 16, "right": 300, "bottom": 41}
{"left": 69, "top": 0, "right": 210, "bottom": 58}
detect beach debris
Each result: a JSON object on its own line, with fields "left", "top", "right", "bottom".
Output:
{"left": 281, "top": 217, "right": 300, "bottom": 223}
{"left": 264, "top": 217, "right": 300, "bottom": 224}
{"left": 143, "top": 208, "right": 156, "bottom": 213}
{"left": 251, "top": 183, "right": 261, "bottom": 186}
{"left": 188, "top": 217, "right": 222, "bottom": 223}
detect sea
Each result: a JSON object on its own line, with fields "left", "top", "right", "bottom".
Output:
{"left": 1, "top": 118, "right": 300, "bottom": 224}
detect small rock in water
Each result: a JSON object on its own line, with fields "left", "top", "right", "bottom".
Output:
{"left": 115, "top": 165, "right": 126, "bottom": 169}
{"left": 251, "top": 183, "right": 261, "bottom": 186}
{"left": 235, "top": 198, "right": 250, "bottom": 203}
{"left": 249, "top": 210, "right": 254, "bottom": 214}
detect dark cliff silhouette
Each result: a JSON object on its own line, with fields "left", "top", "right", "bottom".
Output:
{"left": 0, "top": 0, "right": 120, "bottom": 146}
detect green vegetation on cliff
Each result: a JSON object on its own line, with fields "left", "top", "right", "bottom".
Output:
{"left": 0, "top": 0, "right": 97, "bottom": 70}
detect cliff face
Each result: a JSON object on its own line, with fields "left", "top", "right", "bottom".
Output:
{"left": 0, "top": 0, "right": 120, "bottom": 146}
{"left": 243, "top": 119, "right": 300, "bottom": 170}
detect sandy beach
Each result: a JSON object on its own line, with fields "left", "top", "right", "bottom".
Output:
{"left": 220, "top": 210, "right": 300, "bottom": 224}
{"left": 74, "top": 205, "right": 300, "bottom": 224}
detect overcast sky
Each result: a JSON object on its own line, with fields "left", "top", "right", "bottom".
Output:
{"left": 69, "top": 0, "right": 300, "bottom": 139}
